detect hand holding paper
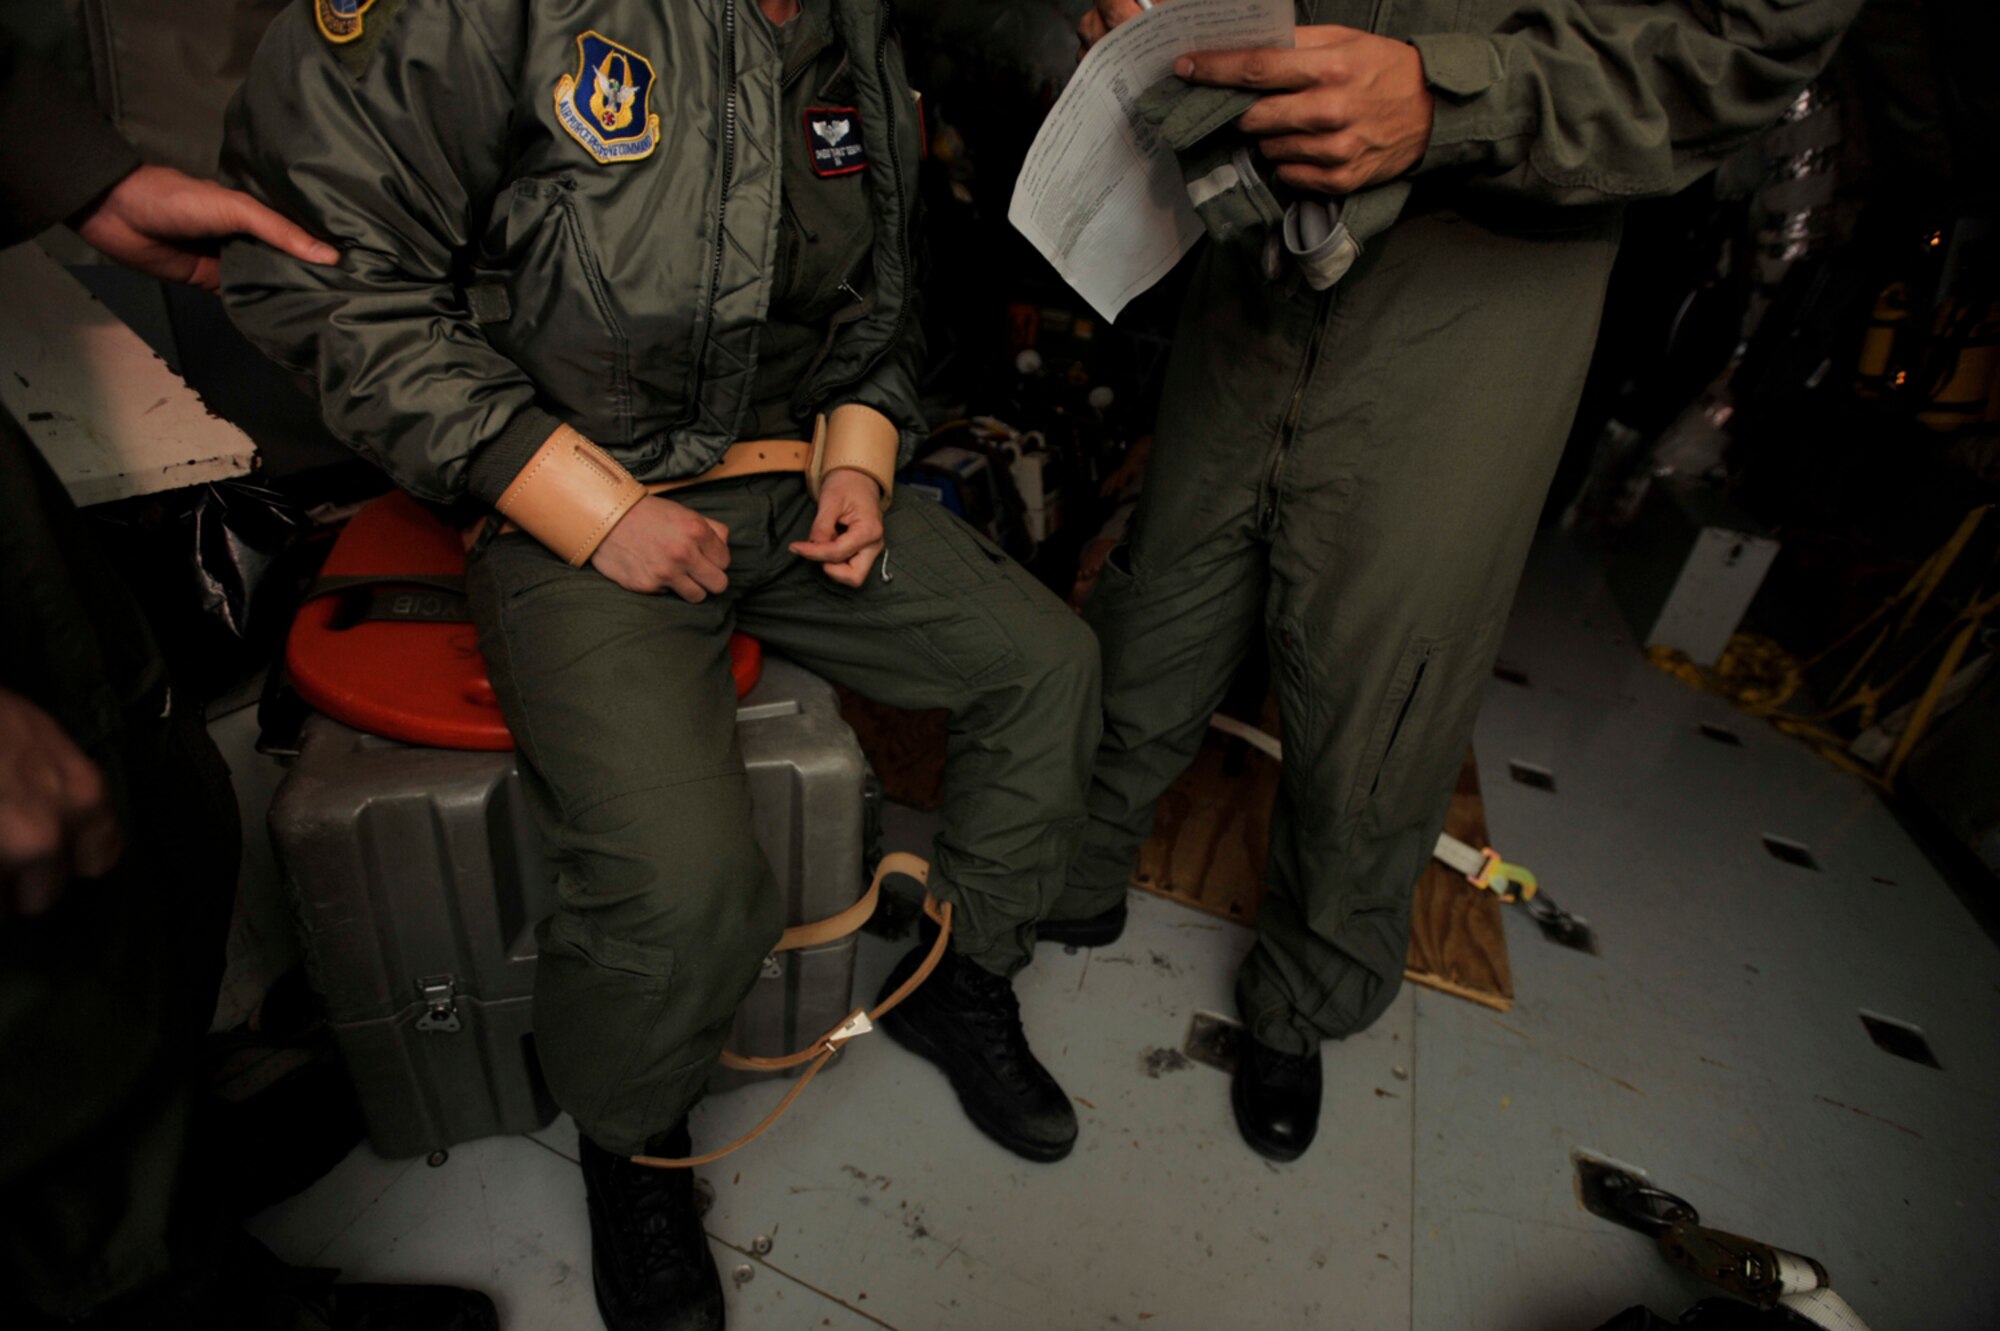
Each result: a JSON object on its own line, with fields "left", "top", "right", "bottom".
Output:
{"left": 1180, "top": 26, "right": 1435, "bottom": 196}
{"left": 1008, "top": 0, "right": 1294, "bottom": 321}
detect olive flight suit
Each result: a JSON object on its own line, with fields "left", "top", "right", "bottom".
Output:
{"left": 222, "top": 0, "right": 1098, "bottom": 1159}
{"left": 1057, "top": 0, "right": 1864, "bottom": 1056}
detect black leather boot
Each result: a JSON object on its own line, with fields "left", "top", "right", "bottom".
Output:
{"left": 878, "top": 933, "right": 1078, "bottom": 1162}
{"left": 580, "top": 1124, "right": 724, "bottom": 1331}
{"left": 1230, "top": 1035, "right": 1323, "bottom": 1163}
{"left": 1034, "top": 900, "right": 1128, "bottom": 947}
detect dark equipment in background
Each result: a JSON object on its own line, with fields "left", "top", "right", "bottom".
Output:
{"left": 897, "top": 0, "right": 1187, "bottom": 595}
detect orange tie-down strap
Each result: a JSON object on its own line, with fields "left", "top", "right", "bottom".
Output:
{"left": 631, "top": 852, "right": 951, "bottom": 1171}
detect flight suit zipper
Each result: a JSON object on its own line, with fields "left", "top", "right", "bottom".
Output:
{"left": 1260, "top": 288, "right": 1333, "bottom": 533}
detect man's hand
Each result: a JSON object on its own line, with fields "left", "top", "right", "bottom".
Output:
{"left": 70, "top": 164, "right": 339, "bottom": 292}
{"left": 1078, "top": 0, "right": 1153, "bottom": 56}
{"left": 1178, "top": 26, "right": 1435, "bottom": 195}
{"left": 591, "top": 496, "right": 733, "bottom": 600}
{"left": 791, "top": 469, "right": 885, "bottom": 587}
{"left": 1, "top": 688, "right": 122, "bottom": 922}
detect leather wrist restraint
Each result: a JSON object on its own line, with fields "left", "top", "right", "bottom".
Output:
{"left": 494, "top": 425, "right": 647, "bottom": 567}
{"left": 809, "top": 403, "right": 900, "bottom": 509}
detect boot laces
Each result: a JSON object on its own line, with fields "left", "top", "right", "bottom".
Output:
{"left": 952, "top": 964, "right": 1035, "bottom": 1081}
{"left": 614, "top": 1167, "right": 702, "bottom": 1278}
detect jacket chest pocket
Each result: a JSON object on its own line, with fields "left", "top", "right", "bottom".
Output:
{"left": 470, "top": 179, "right": 634, "bottom": 447}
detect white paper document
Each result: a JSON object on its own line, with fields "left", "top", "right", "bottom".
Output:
{"left": 1008, "top": 0, "right": 1294, "bottom": 322}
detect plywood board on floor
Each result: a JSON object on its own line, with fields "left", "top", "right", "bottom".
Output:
{"left": 837, "top": 691, "right": 1515, "bottom": 1011}
{"left": 837, "top": 688, "right": 948, "bottom": 810}
{"left": 1131, "top": 733, "right": 1515, "bottom": 1011}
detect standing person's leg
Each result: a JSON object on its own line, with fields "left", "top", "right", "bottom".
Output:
{"left": 465, "top": 485, "right": 787, "bottom": 1331}
{"left": 1236, "top": 206, "right": 1622, "bottom": 1159}
{"left": 0, "top": 417, "right": 494, "bottom": 1331}
{"left": 1053, "top": 241, "right": 1304, "bottom": 934}
{"left": 737, "top": 485, "right": 1099, "bottom": 1160}
{"left": 0, "top": 704, "right": 240, "bottom": 1324}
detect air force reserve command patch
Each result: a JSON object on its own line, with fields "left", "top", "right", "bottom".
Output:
{"left": 805, "top": 108, "right": 867, "bottom": 178}
{"left": 315, "top": 0, "right": 375, "bottom": 43}
{"left": 555, "top": 32, "right": 662, "bottom": 164}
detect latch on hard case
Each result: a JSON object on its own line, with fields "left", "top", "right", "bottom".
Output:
{"left": 415, "top": 975, "right": 462, "bottom": 1033}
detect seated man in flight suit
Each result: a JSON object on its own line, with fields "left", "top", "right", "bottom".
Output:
{"left": 220, "top": 2, "right": 1099, "bottom": 1327}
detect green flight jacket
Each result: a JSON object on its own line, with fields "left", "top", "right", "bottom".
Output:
{"left": 218, "top": 0, "right": 925, "bottom": 506}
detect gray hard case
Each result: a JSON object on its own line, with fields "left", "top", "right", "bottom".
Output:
{"left": 268, "top": 656, "right": 868, "bottom": 1158}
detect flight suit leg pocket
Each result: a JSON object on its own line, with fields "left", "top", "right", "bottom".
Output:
{"left": 816, "top": 501, "right": 1024, "bottom": 687}
{"left": 532, "top": 909, "right": 678, "bottom": 1139}
{"left": 1349, "top": 613, "right": 1506, "bottom": 837}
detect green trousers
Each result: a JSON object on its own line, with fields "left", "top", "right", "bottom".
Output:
{"left": 1060, "top": 204, "right": 1621, "bottom": 1055}
{"left": 466, "top": 478, "right": 1099, "bottom": 1155}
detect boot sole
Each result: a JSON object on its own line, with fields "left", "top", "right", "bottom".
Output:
{"left": 881, "top": 1010, "right": 1077, "bottom": 1163}
{"left": 592, "top": 1264, "right": 724, "bottom": 1331}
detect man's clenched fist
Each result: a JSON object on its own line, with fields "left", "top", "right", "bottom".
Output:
{"left": 592, "top": 496, "right": 734, "bottom": 600}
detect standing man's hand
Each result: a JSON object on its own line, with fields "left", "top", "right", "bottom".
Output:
{"left": 791, "top": 470, "right": 886, "bottom": 587}
{"left": 69, "top": 164, "right": 340, "bottom": 292}
{"left": 1177, "top": 26, "right": 1435, "bottom": 195}
{"left": 592, "top": 497, "right": 734, "bottom": 601}
{"left": 1078, "top": 0, "right": 1154, "bottom": 56}
{"left": 0, "top": 688, "right": 122, "bottom": 922}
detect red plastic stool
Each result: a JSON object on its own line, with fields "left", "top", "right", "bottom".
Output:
{"left": 288, "top": 490, "right": 763, "bottom": 751}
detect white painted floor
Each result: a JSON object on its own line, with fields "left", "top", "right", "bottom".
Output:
{"left": 249, "top": 539, "right": 2000, "bottom": 1330}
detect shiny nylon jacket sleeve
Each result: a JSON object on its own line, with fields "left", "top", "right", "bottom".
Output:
{"left": 826, "top": 254, "right": 927, "bottom": 470}
{"left": 1410, "top": 0, "right": 1864, "bottom": 205}
{"left": 217, "top": 0, "right": 557, "bottom": 503}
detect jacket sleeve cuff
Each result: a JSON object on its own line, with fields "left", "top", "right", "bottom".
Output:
{"left": 466, "top": 404, "right": 568, "bottom": 507}
{"left": 493, "top": 424, "right": 646, "bottom": 566}
{"left": 1409, "top": 32, "right": 1514, "bottom": 175}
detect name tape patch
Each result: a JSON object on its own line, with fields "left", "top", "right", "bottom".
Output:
{"left": 805, "top": 107, "right": 867, "bottom": 178}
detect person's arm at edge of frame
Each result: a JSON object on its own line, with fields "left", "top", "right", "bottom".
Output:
{"left": 0, "top": 31, "right": 334, "bottom": 288}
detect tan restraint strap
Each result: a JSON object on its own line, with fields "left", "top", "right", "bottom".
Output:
{"left": 473, "top": 438, "right": 816, "bottom": 551}
{"left": 494, "top": 425, "right": 648, "bottom": 567}
{"left": 653, "top": 439, "right": 814, "bottom": 495}
{"left": 631, "top": 853, "right": 951, "bottom": 1171}
{"left": 808, "top": 403, "right": 900, "bottom": 508}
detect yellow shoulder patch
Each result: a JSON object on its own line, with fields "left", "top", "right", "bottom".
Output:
{"left": 316, "top": 0, "right": 377, "bottom": 44}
